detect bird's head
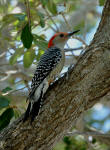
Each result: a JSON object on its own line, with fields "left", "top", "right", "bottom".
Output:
{"left": 48, "top": 30, "right": 80, "bottom": 49}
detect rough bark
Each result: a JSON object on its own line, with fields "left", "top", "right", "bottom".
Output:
{"left": 0, "top": 0, "right": 110, "bottom": 149}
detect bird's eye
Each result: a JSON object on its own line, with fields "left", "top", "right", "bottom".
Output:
{"left": 59, "top": 34, "right": 64, "bottom": 37}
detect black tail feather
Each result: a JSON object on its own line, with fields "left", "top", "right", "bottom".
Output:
{"left": 23, "top": 100, "right": 41, "bottom": 123}
{"left": 30, "top": 87, "right": 44, "bottom": 123}
{"left": 23, "top": 102, "right": 31, "bottom": 122}
{"left": 23, "top": 85, "right": 44, "bottom": 123}
{"left": 30, "top": 100, "right": 41, "bottom": 123}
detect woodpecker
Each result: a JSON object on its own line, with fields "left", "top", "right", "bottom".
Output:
{"left": 23, "top": 30, "right": 80, "bottom": 123}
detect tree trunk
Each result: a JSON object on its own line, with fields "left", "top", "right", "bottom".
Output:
{"left": 0, "top": 0, "right": 110, "bottom": 149}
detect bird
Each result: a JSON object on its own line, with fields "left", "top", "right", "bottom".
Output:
{"left": 23, "top": 30, "right": 80, "bottom": 123}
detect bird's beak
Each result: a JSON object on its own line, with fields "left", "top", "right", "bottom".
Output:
{"left": 68, "top": 30, "right": 80, "bottom": 37}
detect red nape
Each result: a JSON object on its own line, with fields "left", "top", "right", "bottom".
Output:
{"left": 48, "top": 34, "right": 57, "bottom": 48}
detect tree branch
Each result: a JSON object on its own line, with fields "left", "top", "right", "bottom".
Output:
{"left": 67, "top": 131, "right": 110, "bottom": 138}
{"left": 84, "top": 126, "right": 110, "bottom": 146}
{"left": 0, "top": 0, "right": 110, "bottom": 150}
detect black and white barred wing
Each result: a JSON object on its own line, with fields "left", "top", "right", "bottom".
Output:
{"left": 28, "top": 47, "right": 62, "bottom": 100}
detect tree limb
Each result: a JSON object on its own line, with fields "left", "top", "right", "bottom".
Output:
{"left": 0, "top": 0, "right": 110, "bottom": 150}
